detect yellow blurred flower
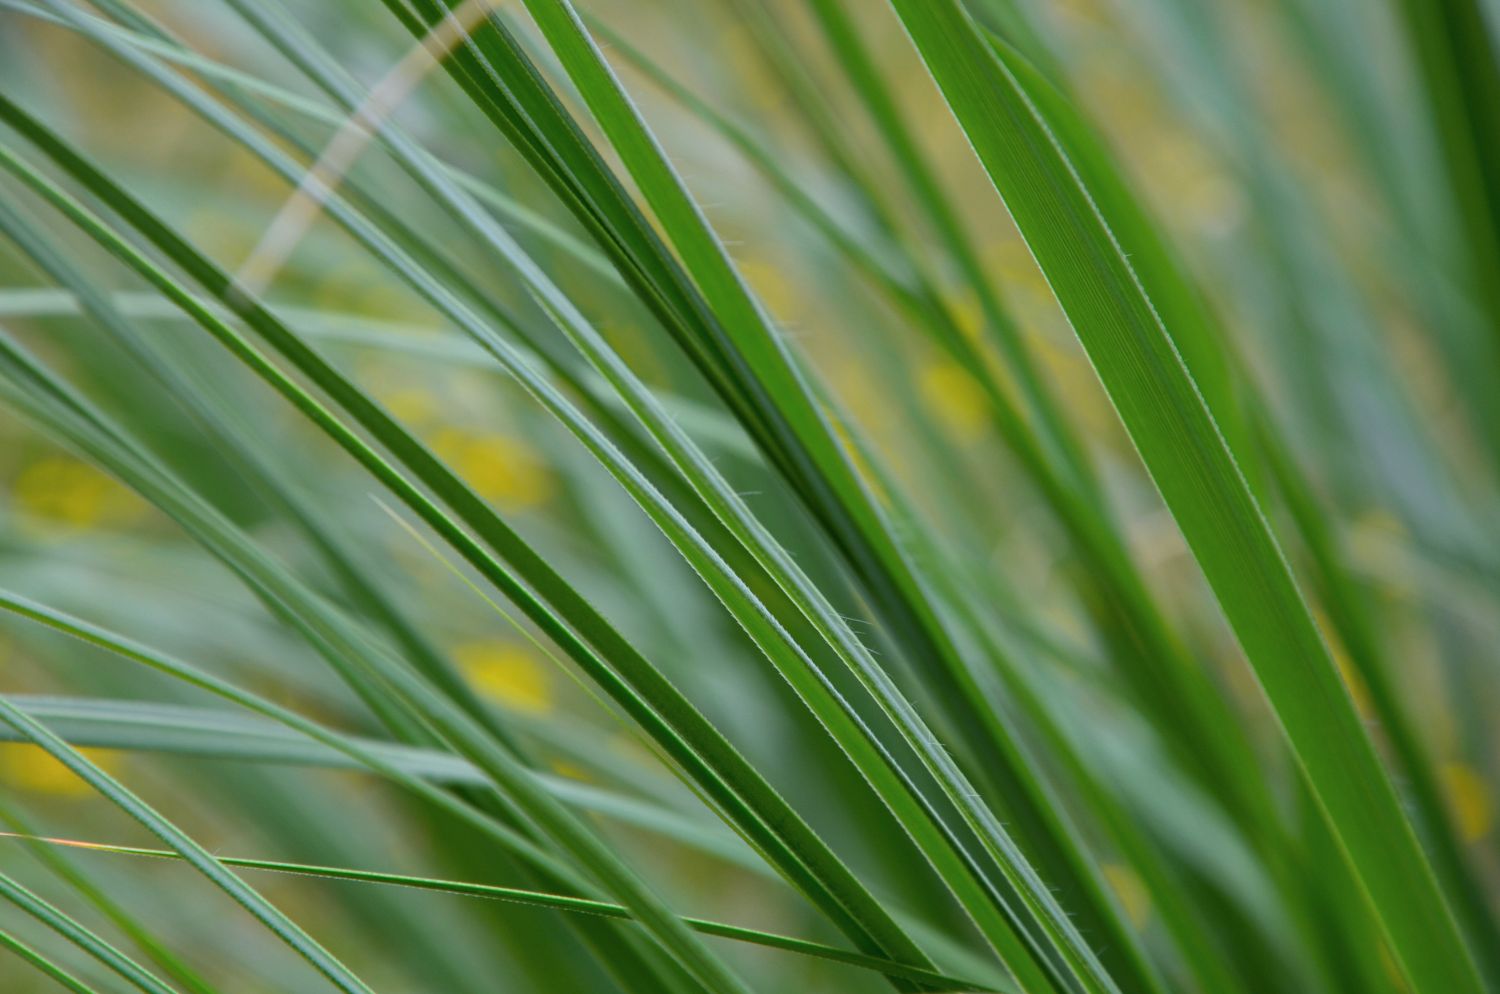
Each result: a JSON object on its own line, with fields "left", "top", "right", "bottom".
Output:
{"left": 738, "top": 256, "right": 801, "bottom": 322}
{"left": 827, "top": 364, "right": 884, "bottom": 435}
{"left": 1317, "top": 610, "right": 1374, "bottom": 722}
{"left": 181, "top": 208, "right": 255, "bottom": 263}
{"left": 719, "top": 24, "right": 783, "bottom": 117}
{"left": 918, "top": 361, "right": 990, "bottom": 442}
{"left": 1145, "top": 132, "right": 1243, "bottom": 231}
{"left": 551, "top": 760, "right": 592, "bottom": 782}
{"left": 947, "top": 291, "right": 984, "bottom": 344}
{"left": 0, "top": 745, "right": 120, "bottom": 799}
{"left": 1101, "top": 862, "right": 1151, "bottom": 929}
{"left": 454, "top": 641, "right": 553, "bottom": 714}
{"left": 1441, "top": 763, "right": 1494, "bottom": 843}
{"left": 307, "top": 257, "right": 437, "bottom": 324}
{"left": 12, "top": 456, "right": 146, "bottom": 530}
{"left": 1379, "top": 941, "right": 1410, "bottom": 992}
{"left": 987, "top": 240, "right": 1049, "bottom": 295}
{"left": 379, "top": 387, "right": 442, "bottom": 426}
{"left": 826, "top": 413, "right": 887, "bottom": 505}
{"left": 358, "top": 284, "right": 436, "bottom": 323}
{"left": 610, "top": 733, "right": 658, "bottom": 768}
{"left": 313, "top": 261, "right": 381, "bottom": 313}
{"left": 428, "top": 428, "right": 553, "bottom": 510}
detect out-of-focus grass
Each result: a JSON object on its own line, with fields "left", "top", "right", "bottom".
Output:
{"left": 0, "top": 1, "right": 1496, "bottom": 992}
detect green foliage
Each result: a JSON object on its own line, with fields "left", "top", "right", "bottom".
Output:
{"left": 0, "top": 1, "right": 1496, "bottom": 992}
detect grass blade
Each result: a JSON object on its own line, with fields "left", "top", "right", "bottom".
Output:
{"left": 882, "top": 5, "right": 1483, "bottom": 993}
{"left": 0, "top": 833, "right": 999, "bottom": 993}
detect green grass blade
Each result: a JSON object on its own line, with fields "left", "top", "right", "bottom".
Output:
{"left": 1, "top": 694, "right": 770, "bottom": 873}
{"left": 0, "top": 927, "right": 110, "bottom": 994}
{"left": 0, "top": 797, "right": 222, "bottom": 994}
{"left": 0, "top": 834, "right": 998, "bottom": 993}
{"left": 882, "top": 5, "right": 1483, "bottom": 993}
{"left": 0, "top": 357, "right": 748, "bottom": 994}
{"left": 0, "top": 870, "right": 178, "bottom": 994}
{"left": 0, "top": 589, "right": 597, "bottom": 885}
{"left": 0, "top": 697, "right": 381, "bottom": 994}
{"left": 0, "top": 36, "right": 953, "bottom": 980}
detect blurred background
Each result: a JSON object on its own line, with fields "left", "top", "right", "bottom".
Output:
{"left": 1, "top": 0, "right": 1498, "bottom": 991}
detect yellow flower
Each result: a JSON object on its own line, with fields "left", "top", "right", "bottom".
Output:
{"left": 311, "top": 260, "right": 377, "bottom": 312}
{"left": 428, "top": 429, "right": 553, "bottom": 510}
{"left": 1441, "top": 763, "right": 1494, "bottom": 843}
{"left": 550, "top": 760, "right": 592, "bottom": 782}
{"left": 1144, "top": 132, "right": 1242, "bottom": 230}
{"left": 1316, "top": 610, "right": 1374, "bottom": 722}
{"left": 947, "top": 291, "right": 984, "bottom": 344}
{"left": 610, "top": 733, "right": 657, "bottom": 767}
{"left": 12, "top": 456, "right": 145, "bottom": 530}
{"left": 357, "top": 283, "right": 438, "bottom": 323}
{"left": 825, "top": 413, "right": 887, "bottom": 505}
{"left": 738, "top": 256, "right": 801, "bottom": 322}
{"left": 919, "top": 361, "right": 990, "bottom": 442}
{"left": 718, "top": 24, "right": 784, "bottom": 117}
{"left": 1379, "top": 942, "right": 1409, "bottom": 992}
{"left": 181, "top": 208, "right": 254, "bottom": 263}
{"left": 379, "top": 387, "right": 441, "bottom": 426}
{"left": 1101, "top": 862, "right": 1151, "bottom": 929}
{"left": 827, "top": 365, "right": 885, "bottom": 436}
{"left": 987, "top": 240, "right": 1049, "bottom": 294}
{"left": 0, "top": 745, "right": 120, "bottom": 798}
{"left": 454, "top": 641, "right": 553, "bottom": 714}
